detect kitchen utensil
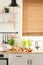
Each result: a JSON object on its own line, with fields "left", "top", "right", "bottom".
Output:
{"left": 2, "top": 33, "right": 4, "bottom": 44}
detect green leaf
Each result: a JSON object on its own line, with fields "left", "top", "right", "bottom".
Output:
{"left": 8, "top": 38, "right": 15, "bottom": 46}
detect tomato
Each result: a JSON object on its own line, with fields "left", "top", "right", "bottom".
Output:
{"left": 28, "top": 49, "right": 32, "bottom": 52}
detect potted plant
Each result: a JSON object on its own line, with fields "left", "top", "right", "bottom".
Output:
{"left": 8, "top": 38, "right": 15, "bottom": 51}
{"left": 4, "top": 7, "right": 9, "bottom": 13}
{"left": 8, "top": 38, "right": 15, "bottom": 50}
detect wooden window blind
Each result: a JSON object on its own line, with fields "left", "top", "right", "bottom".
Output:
{"left": 22, "top": 0, "right": 43, "bottom": 36}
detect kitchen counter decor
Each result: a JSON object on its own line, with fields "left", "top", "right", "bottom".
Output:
{"left": 22, "top": 39, "right": 33, "bottom": 52}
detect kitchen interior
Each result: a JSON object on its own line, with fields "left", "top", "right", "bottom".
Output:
{"left": 0, "top": 0, "right": 43, "bottom": 65}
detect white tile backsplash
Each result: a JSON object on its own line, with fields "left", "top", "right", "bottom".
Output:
{"left": 22, "top": 36, "right": 43, "bottom": 46}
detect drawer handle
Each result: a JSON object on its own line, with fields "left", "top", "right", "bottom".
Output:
{"left": 27, "top": 60, "right": 29, "bottom": 65}
{"left": 16, "top": 56, "right": 22, "bottom": 57}
{"left": 30, "top": 59, "right": 32, "bottom": 65}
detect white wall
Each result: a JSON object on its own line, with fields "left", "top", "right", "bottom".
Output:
{"left": 0, "top": 0, "right": 22, "bottom": 45}
{"left": 0, "top": 0, "right": 21, "bottom": 8}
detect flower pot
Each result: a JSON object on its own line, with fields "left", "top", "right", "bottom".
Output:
{"left": 4, "top": 8, "right": 9, "bottom": 13}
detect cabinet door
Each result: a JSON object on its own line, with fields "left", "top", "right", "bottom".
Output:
{"left": 30, "top": 54, "right": 43, "bottom": 65}
{"left": 9, "top": 54, "right": 29, "bottom": 65}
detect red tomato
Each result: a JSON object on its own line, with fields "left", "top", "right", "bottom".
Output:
{"left": 28, "top": 49, "right": 32, "bottom": 52}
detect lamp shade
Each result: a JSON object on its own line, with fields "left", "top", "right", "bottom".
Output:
{"left": 9, "top": 0, "right": 18, "bottom": 7}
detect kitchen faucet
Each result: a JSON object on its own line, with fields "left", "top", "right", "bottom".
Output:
{"left": 35, "top": 41, "right": 40, "bottom": 50}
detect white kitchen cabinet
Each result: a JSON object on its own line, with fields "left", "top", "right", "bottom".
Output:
{"left": 9, "top": 54, "right": 29, "bottom": 65}
{"left": 30, "top": 54, "right": 43, "bottom": 65}
{"left": 9, "top": 54, "right": 43, "bottom": 65}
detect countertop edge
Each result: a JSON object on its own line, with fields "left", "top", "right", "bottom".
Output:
{"left": 0, "top": 51, "right": 43, "bottom": 54}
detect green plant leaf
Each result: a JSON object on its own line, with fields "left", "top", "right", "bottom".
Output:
{"left": 8, "top": 38, "right": 15, "bottom": 46}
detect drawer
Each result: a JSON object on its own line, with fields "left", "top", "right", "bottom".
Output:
{"left": 9, "top": 54, "right": 29, "bottom": 59}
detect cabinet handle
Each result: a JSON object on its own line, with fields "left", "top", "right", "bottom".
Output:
{"left": 30, "top": 60, "right": 32, "bottom": 65}
{"left": 16, "top": 56, "right": 22, "bottom": 57}
{"left": 27, "top": 60, "right": 29, "bottom": 65}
